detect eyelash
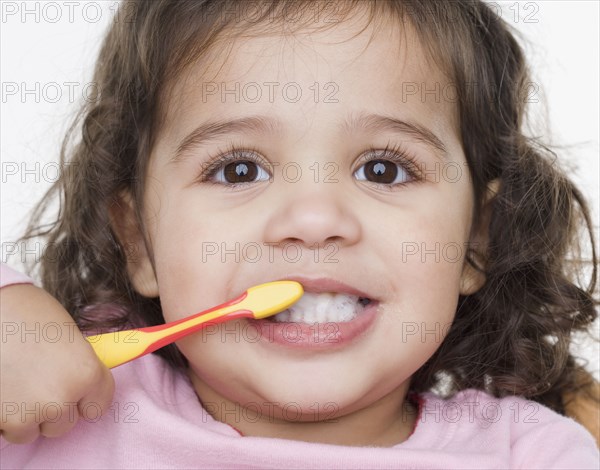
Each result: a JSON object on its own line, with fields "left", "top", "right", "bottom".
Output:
{"left": 196, "top": 141, "right": 422, "bottom": 190}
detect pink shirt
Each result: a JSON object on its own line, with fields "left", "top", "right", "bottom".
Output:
{"left": 1, "top": 263, "right": 598, "bottom": 469}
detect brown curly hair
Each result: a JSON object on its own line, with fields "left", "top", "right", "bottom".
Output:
{"left": 21, "top": 0, "right": 599, "bottom": 417}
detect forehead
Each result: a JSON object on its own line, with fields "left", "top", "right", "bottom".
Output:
{"left": 156, "top": 14, "right": 459, "bottom": 151}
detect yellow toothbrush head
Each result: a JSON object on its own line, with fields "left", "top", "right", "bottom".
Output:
{"left": 245, "top": 281, "right": 304, "bottom": 319}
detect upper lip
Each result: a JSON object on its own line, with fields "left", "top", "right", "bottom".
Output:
{"left": 272, "top": 275, "right": 378, "bottom": 300}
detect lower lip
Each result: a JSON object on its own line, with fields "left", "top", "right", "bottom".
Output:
{"left": 247, "top": 302, "right": 379, "bottom": 350}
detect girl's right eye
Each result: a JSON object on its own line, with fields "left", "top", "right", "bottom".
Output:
{"left": 201, "top": 148, "right": 271, "bottom": 186}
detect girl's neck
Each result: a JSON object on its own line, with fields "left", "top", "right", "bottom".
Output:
{"left": 189, "top": 372, "right": 418, "bottom": 447}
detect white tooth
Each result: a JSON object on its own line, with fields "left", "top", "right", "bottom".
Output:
{"left": 315, "top": 293, "right": 333, "bottom": 323}
{"left": 275, "top": 310, "right": 290, "bottom": 322}
{"left": 271, "top": 292, "right": 368, "bottom": 323}
{"left": 337, "top": 298, "right": 358, "bottom": 322}
{"left": 325, "top": 297, "right": 351, "bottom": 322}
{"left": 316, "top": 304, "right": 326, "bottom": 323}
{"left": 290, "top": 308, "right": 303, "bottom": 322}
{"left": 302, "top": 295, "right": 319, "bottom": 323}
{"left": 302, "top": 307, "right": 315, "bottom": 324}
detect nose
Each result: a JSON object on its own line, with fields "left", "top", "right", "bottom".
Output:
{"left": 263, "top": 184, "right": 362, "bottom": 251}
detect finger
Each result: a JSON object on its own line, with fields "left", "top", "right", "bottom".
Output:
{"left": 39, "top": 403, "right": 80, "bottom": 438}
{"left": 0, "top": 422, "right": 41, "bottom": 445}
{"left": 78, "top": 364, "right": 115, "bottom": 423}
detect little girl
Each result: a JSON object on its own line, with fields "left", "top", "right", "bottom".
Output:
{"left": 1, "top": 0, "right": 598, "bottom": 468}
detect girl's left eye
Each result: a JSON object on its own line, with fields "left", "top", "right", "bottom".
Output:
{"left": 353, "top": 145, "right": 420, "bottom": 187}
{"left": 354, "top": 160, "right": 408, "bottom": 185}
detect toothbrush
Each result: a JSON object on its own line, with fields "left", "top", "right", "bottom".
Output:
{"left": 85, "top": 281, "right": 303, "bottom": 369}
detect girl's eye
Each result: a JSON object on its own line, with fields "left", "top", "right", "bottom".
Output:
{"left": 216, "top": 160, "right": 270, "bottom": 184}
{"left": 354, "top": 159, "right": 409, "bottom": 185}
{"left": 353, "top": 146, "right": 419, "bottom": 187}
{"left": 202, "top": 149, "right": 271, "bottom": 186}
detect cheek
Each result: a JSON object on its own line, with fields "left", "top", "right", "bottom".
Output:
{"left": 143, "top": 185, "right": 230, "bottom": 321}
{"left": 378, "top": 193, "right": 472, "bottom": 333}
{"left": 382, "top": 245, "right": 463, "bottom": 327}
{"left": 377, "top": 249, "right": 463, "bottom": 375}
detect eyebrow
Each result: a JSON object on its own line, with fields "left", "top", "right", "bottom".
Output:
{"left": 170, "top": 112, "right": 448, "bottom": 163}
{"left": 343, "top": 112, "right": 449, "bottom": 159}
{"left": 171, "top": 116, "right": 280, "bottom": 164}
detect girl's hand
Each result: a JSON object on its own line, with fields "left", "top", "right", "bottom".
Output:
{"left": 0, "top": 284, "right": 115, "bottom": 444}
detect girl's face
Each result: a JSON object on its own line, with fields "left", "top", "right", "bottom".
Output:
{"left": 125, "top": 16, "right": 484, "bottom": 441}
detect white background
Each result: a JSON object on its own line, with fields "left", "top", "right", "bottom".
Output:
{"left": 1, "top": 1, "right": 598, "bottom": 377}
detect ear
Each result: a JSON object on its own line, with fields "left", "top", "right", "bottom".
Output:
{"left": 108, "top": 191, "right": 159, "bottom": 298}
{"left": 459, "top": 178, "right": 501, "bottom": 296}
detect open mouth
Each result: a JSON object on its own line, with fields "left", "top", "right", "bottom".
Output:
{"left": 267, "top": 292, "right": 374, "bottom": 324}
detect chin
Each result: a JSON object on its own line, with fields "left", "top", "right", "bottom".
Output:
{"left": 250, "top": 374, "right": 369, "bottom": 416}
